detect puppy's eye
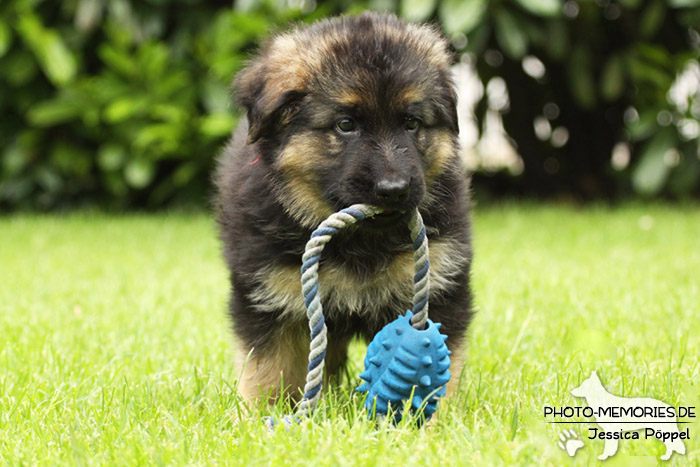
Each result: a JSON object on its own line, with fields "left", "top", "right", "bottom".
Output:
{"left": 405, "top": 116, "right": 421, "bottom": 132}
{"left": 336, "top": 118, "right": 357, "bottom": 133}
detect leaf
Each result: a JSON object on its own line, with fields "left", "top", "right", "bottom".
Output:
{"left": 134, "top": 123, "right": 181, "bottom": 154}
{"left": 639, "top": 0, "right": 666, "bottom": 38}
{"left": 2, "top": 142, "right": 30, "bottom": 177}
{"left": 0, "top": 177, "right": 34, "bottom": 203}
{"left": 669, "top": 0, "right": 700, "bottom": 7}
{"left": 199, "top": 113, "right": 237, "bottom": 138}
{"left": 668, "top": 146, "right": 700, "bottom": 196}
{"left": 626, "top": 55, "right": 673, "bottom": 89}
{"left": 2, "top": 50, "right": 38, "bottom": 86}
{"left": 98, "top": 43, "right": 136, "bottom": 77}
{"left": 618, "top": 0, "right": 643, "bottom": 7}
{"left": 0, "top": 19, "right": 11, "bottom": 58}
{"left": 148, "top": 178, "right": 176, "bottom": 207}
{"left": 50, "top": 142, "right": 91, "bottom": 176}
{"left": 75, "top": 0, "right": 105, "bottom": 33}
{"left": 98, "top": 144, "right": 126, "bottom": 171}
{"left": 201, "top": 79, "right": 231, "bottom": 114}
{"left": 600, "top": 55, "right": 625, "bottom": 101}
{"left": 27, "top": 97, "right": 83, "bottom": 127}
{"left": 546, "top": 21, "right": 568, "bottom": 60}
{"left": 137, "top": 42, "right": 170, "bottom": 83}
{"left": 568, "top": 46, "right": 596, "bottom": 109}
{"left": 102, "top": 172, "right": 128, "bottom": 197}
{"left": 494, "top": 9, "right": 528, "bottom": 59}
{"left": 514, "top": 0, "right": 561, "bottom": 17}
{"left": 521, "top": 17, "right": 547, "bottom": 46}
{"left": 400, "top": 0, "right": 438, "bottom": 22}
{"left": 124, "top": 159, "right": 155, "bottom": 189}
{"left": 16, "top": 14, "right": 77, "bottom": 86}
{"left": 631, "top": 129, "right": 676, "bottom": 196}
{"left": 439, "top": 0, "right": 488, "bottom": 35}
{"left": 35, "top": 166, "right": 63, "bottom": 193}
{"left": 627, "top": 110, "right": 658, "bottom": 141}
{"left": 104, "top": 98, "right": 147, "bottom": 123}
{"left": 637, "top": 44, "right": 673, "bottom": 66}
{"left": 150, "top": 104, "right": 187, "bottom": 124}
{"left": 172, "top": 162, "right": 198, "bottom": 186}
{"left": 465, "top": 23, "right": 491, "bottom": 54}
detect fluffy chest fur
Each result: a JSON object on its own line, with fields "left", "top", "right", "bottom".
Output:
{"left": 248, "top": 236, "right": 469, "bottom": 321}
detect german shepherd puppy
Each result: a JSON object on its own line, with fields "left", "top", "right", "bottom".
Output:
{"left": 216, "top": 12, "right": 473, "bottom": 404}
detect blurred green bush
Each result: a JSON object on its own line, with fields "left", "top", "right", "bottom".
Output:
{"left": 0, "top": 0, "right": 332, "bottom": 209}
{"left": 0, "top": 0, "right": 698, "bottom": 209}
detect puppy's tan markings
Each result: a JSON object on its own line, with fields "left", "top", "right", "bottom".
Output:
{"left": 276, "top": 132, "right": 328, "bottom": 173}
{"left": 236, "top": 326, "right": 309, "bottom": 404}
{"left": 258, "top": 36, "right": 315, "bottom": 106}
{"left": 236, "top": 33, "right": 328, "bottom": 123}
{"left": 275, "top": 181, "right": 333, "bottom": 229}
{"left": 445, "top": 342, "right": 467, "bottom": 396}
{"left": 398, "top": 86, "right": 425, "bottom": 104}
{"left": 274, "top": 132, "right": 335, "bottom": 228}
{"left": 425, "top": 131, "right": 458, "bottom": 183}
{"left": 235, "top": 325, "right": 353, "bottom": 406}
{"left": 332, "top": 88, "right": 364, "bottom": 108}
{"left": 248, "top": 237, "right": 469, "bottom": 320}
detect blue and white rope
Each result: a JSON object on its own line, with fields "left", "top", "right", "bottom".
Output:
{"left": 295, "top": 204, "right": 430, "bottom": 418}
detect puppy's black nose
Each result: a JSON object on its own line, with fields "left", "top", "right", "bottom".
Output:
{"left": 375, "top": 178, "right": 410, "bottom": 205}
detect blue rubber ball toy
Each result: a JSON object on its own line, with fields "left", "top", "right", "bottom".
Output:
{"left": 356, "top": 310, "right": 451, "bottom": 424}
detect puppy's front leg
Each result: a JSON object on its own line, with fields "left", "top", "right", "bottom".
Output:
{"left": 445, "top": 340, "right": 468, "bottom": 396}
{"left": 428, "top": 285, "right": 473, "bottom": 398}
{"left": 236, "top": 324, "right": 309, "bottom": 406}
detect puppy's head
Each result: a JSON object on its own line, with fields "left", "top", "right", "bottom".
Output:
{"left": 235, "top": 13, "right": 460, "bottom": 229}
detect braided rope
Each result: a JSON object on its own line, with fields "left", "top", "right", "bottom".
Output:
{"left": 295, "top": 204, "right": 430, "bottom": 418}
{"left": 408, "top": 211, "right": 430, "bottom": 329}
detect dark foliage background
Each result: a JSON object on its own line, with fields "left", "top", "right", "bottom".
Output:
{"left": 0, "top": 0, "right": 698, "bottom": 209}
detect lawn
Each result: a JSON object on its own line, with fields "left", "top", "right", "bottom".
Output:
{"left": 1, "top": 204, "right": 698, "bottom": 465}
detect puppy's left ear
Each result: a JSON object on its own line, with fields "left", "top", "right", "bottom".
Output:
{"left": 234, "top": 62, "right": 305, "bottom": 144}
{"left": 441, "top": 82, "right": 459, "bottom": 134}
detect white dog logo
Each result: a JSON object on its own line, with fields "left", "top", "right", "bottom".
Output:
{"left": 571, "top": 371, "right": 686, "bottom": 460}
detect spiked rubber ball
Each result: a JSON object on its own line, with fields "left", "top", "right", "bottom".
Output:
{"left": 356, "top": 310, "right": 451, "bottom": 424}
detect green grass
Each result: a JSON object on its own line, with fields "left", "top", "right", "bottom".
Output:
{"left": 1, "top": 204, "right": 699, "bottom": 465}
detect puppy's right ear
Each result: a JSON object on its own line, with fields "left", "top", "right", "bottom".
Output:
{"left": 234, "top": 60, "right": 305, "bottom": 145}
